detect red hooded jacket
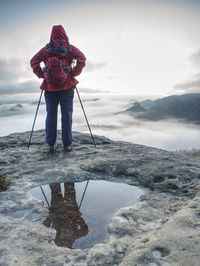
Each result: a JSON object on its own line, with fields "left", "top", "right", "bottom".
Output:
{"left": 30, "top": 25, "right": 86, "bottom": 91}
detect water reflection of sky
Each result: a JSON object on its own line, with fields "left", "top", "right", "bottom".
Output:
{"left": 0, "top": 93, "right": 200, "bottom": 151}
{"left": 29, "top": 180, "right": 143, "bottom": 249}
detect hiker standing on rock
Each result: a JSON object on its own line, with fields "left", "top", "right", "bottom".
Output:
{"left": 30, "top": 25, "right": 86, "bottom": 152}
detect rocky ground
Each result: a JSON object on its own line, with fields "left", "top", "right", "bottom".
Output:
{"left": 0, "top": 130, "right": 200, "bottom": 266}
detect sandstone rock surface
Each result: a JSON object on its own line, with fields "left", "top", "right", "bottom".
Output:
{"left": 0, "top": 130, "right": 200, "bottom": 265}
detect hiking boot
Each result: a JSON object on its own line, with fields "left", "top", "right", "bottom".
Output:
{"left": 49, "top": 144, "right": 56, "bottom": 152}
{"left": 64, "top": 143, "right": 73, "bottom": 152}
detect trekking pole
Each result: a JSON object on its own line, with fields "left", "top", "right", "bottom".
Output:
{"left": 78, "top": 180, "right": 89, "bottom": 210}
{"left": 40, "top": 185, "right": 51, "bottom": 208}
{"left": 27, "top": 90, "right": 44, "bottom": 150}
{"left": 75, "top": 86, "right": 96, "bottom": 148}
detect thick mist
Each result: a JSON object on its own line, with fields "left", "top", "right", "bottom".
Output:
{"left": 0, "top": 93, "right": 199, "bottom": 151}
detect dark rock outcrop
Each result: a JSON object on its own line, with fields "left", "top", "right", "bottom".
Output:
{"left": 125, "top": 93, "right": 200, "bottom": 123}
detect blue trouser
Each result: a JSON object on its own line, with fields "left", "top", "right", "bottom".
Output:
{"left": 44, "top": 87, "right": 74, "bottom": 146}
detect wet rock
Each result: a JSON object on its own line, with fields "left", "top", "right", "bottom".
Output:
{"left": 0, "top": 130, "right": 200, "bottom": 265}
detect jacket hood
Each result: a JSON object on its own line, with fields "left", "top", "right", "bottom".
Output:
{"left": 50, "top": 25, "right": 69, "bottom": 42}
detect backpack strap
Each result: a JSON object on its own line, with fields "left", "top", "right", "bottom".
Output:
{"left": 62, "top": 57, "right": 71, "bottom": 74}
{"left": 65, "top": 42, "right": 72, "bottom": 57}
{"left": 62, "top": 42, "right": 72, "bottom": 73}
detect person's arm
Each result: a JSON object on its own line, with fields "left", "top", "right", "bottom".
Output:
{"left": 70, "top": 45, "right": 86, "bottom": 77}
{"left": 30, "top": 47, "right": 46, "bottom": 79}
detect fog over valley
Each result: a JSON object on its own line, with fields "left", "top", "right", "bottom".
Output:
{"left": 0, "top": 92, "right": 200, "bottom": 151}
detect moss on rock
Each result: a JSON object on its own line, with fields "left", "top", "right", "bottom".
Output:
{"left": 0, "top": 170, "right": 10, "bottom": 192}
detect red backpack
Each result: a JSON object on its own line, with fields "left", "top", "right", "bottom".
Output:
{"left": 43, "top": 40, "right": 71, "bottom": 87}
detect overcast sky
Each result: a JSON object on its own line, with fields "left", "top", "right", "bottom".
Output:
{"left": 1, "top": 0, "right": 200, "bottom": 96}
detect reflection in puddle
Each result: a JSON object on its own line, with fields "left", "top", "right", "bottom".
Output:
{"left": 43, "top": 182, "right": 88, "bottom": 248}
{"left": 29, "top": 180, "right": 143, "bottom": 249}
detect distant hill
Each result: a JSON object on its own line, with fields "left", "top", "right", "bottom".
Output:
{"left": 124, "top": 93, "right": 200, "bottom": 123}
{"left": 126, "top": 102, "right": 146, "bottom": 113}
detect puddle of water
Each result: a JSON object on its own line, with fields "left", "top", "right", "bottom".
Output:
{"left": 29, "top": 180, "right": 143, "bottom": 249}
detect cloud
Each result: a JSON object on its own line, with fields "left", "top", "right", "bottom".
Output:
{"left": 0, "top": 56, "right": 108, "bottom": 96}
{"left": 0, "top": 56, "right": 32, "bottom": 82}
{"left": 1, "top": 0, "right": 200, "bottom": 96}
{"left": 174, "top": 76, "right": 200, "bottom": 93}
{"left": 0, "top": 80, "right": 40, "bottom": 95}
{"left": 85, "top": 61, "right": 107, "bottom": 72}
{"left": 112, "top": 26, "right": 125, "bottom": 42}
{"left": 1, "top": 91, "right": 200, "bottom": 152}
{"left": 78, "top": 87, "right": 110, "bottom": 94}
{"left": 73, "top": 95, "right": 200, "bottom": 151}
{"left": 173, "top": 48, "right": 200, "bottom": 92}
{"left": 0, "top": 58, "right": 21, "bottom": 82}
{"left": 190, "top": 49, "right": 200, "bottom": 66}
{"left": 0, "top": 56, "right": 41, "bottom": 96}
{"left": 107, "top": 76, "right": 117, "bottom": 80}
